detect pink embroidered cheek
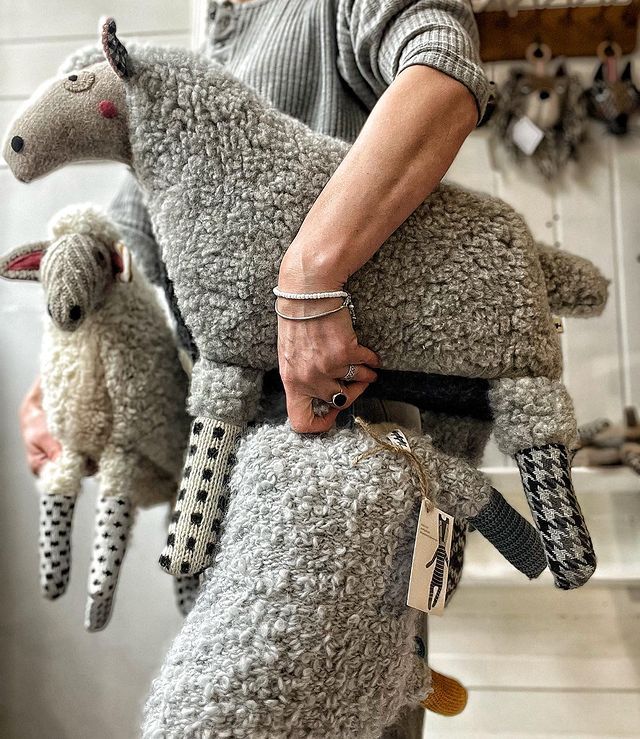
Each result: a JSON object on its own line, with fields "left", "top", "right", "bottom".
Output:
{"left": 98, "top": 100, "right": 118, "bottom": 118}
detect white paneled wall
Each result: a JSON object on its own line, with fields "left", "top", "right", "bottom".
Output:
{"left": 0, "top": 2, "right": 638, "bottom": 738}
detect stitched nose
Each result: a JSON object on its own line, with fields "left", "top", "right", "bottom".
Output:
{"left": 11, "top": 136, "right": 24, "bottom": 153}
{"left": 539, "top": 90, "right": 551, "bottom": 101}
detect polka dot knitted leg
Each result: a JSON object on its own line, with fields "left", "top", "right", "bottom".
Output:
{"left": 515, "top": 443, "right": 597, "bottom": 589}
{"left": 39, "top": 493, "right": 75, "bottom": 600}
{"left": 159, "top": 417, "right": 243, "bottom": 576}
{"left": 84, "top": 495, "right": 135, "bottom": 632}
{"left": 173, "top": 573, "right": 201, "bottom": 616}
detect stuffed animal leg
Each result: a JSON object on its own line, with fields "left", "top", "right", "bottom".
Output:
{"left": 489, "top": 378, "right": 596, "bottom": 590}
{"left": 159, "top": 363, "right": 263, "bottom": 577}
{"left": 38, "top": 448, "right": 86, "bottom": 599}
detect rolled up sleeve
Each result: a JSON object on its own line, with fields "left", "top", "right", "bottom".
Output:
{"left": 337, "top": 0, "right": 490, "bottom": 122}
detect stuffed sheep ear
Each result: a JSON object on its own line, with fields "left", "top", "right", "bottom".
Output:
{"left": 0, "top": 241, "right": 49, "bottom": 281}
{"left": 101, "top": 17, "right": 133, "bottom": 80}
{"left": 112, "top": 241, "right": 132, "bottom": 283}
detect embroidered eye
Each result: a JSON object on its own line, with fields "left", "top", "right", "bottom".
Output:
{"left": 96, "top": 251, "right": 106, "bottom": 265}
{"left": 64, "top": 71, "right": 96, "bottom": 93}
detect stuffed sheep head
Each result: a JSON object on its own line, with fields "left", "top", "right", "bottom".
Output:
{"left": 0, "top": 205, "right": 131, "bottom": 330}
{"left": 3, "top": 18, "right": 132, "bottom": 182}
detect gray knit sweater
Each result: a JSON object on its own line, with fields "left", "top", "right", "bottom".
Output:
{"left": 111, "top": 0, "right": 488, "bottom": 282}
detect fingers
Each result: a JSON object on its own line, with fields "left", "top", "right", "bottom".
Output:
{"left": 337, "top": 364, "right": 378, "bottom": 384}
{"left": 352, "top": 345, "right": 381, "bottom": 369}
{"left": 287, "top": 381, "right": 370, "bottom": 433}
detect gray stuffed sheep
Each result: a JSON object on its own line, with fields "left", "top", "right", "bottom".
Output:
{"left": 141, "top": 418, "right": 542, "bottom": 738}
{"left": 0, "top": 205, "right": 194, "bottom": 630}
{"left": 3, "top": 19, "right": 609, "bottom": 590}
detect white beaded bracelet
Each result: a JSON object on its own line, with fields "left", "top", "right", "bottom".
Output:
{"left": 273, "top": 287, "right": 348, "bottom": 300}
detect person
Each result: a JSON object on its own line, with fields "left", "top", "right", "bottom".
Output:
{"left": 19, "top": 0, "right": 489, "bottom": 734}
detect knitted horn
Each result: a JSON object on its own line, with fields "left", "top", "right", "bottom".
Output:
{"left": 39, "top": 492, "right": 76, "bottom": 599}
{"left": 469, "top": 488, "right": 547, "bottom": 579}
{"left": 101, "top": 17, "right": 132, "bottom": 79}
{"left": 84, "top": 494, "right": 134, "bottom": 632}
{"left": 514, "top": 444, "right": 596, "bottom": 589}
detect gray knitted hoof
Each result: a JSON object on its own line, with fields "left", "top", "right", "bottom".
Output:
{"left": 159, "top": 417, "right": 242, "bottom": 577}
{"left": 85, "top": 495, "right": 134, "bottom": 632}
{"left": 174, "top": 573, "right": 201, "bottom": 616}
{"left": 470, "top": 488, "right": 546, "bottom": 579}
{"left": 39, "top": 493, "right": 75, "bottom": 600}
{"left": 515, "top": 444, "right": 596, "bottom": 589}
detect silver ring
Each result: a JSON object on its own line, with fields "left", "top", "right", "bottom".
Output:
{"left": 331, "top": 391, "right": 348, "bottom": 408}
{"left": 343, "top": 364, "right": 357, "bottom": 382}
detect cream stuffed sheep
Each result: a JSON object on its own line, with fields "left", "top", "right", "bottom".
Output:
{"left": 3, "top": 19, "right": 610, "bottom": 590}
{"left": 0, "top": 205, "right": 193, "bottom": 631}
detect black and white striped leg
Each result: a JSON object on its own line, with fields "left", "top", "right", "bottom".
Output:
{"left": 445, "top": 519, "right": 466, "bottom": 606}
{"left": 159, "top": 418, "right": 242, "bottom": 577}
{"left": 84, "top": 495, "right": 134, "bottom": 632}
{"left": 469, "top": 488, "right": 547, "bottom": 579}
{"left": 39, "top": 493, "right": 76, "bottom": 599}
{"left": 515, "top": 443, "right": 596, "bottom": 589}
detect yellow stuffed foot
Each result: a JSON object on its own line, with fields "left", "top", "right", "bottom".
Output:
{"left": 421, "top": 669, "right": 468, "bottom": 717}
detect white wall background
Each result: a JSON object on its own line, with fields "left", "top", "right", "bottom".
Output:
{"left": 0, "top": 2, "right": 638, "bottom": 738}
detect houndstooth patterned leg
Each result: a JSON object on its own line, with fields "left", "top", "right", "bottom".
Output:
{"left": 159, "top": 418, "right": 243, "bottom": 577}
{"left": 515, "top": 443, "right": 596, "bottom": 590}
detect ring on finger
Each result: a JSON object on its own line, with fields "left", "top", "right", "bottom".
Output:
{"left": 343, "top": 364, "right": 358, "bottom": 382}
{"left": 331, "top": 384, "right": 349, "bottom": 408}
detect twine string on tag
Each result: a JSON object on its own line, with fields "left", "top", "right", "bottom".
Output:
{"left": 353, "top": 417, "right": 434, "bottom": 512}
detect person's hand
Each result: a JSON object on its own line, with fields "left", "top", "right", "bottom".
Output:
{"left": 19, "top": 377, "right": 61, "bottom": 476}
{"left": 276, "top": 293, "right": 380, "bottom": 433}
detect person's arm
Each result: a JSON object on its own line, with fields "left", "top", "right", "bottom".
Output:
{"left": 277, "top": 0, "right": 486, "bottom": 433}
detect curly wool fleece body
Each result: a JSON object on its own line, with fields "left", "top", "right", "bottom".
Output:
{"left": 142, "top": 422, "right": 498, "bottom": 737}
{"left": 113, "top": 46, "right": 562, "bottom": 422}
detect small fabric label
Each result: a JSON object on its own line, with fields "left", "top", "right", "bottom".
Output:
{"left": 511, "top": 116, "right": 545, "bottom": 155}
{"left": 407, "top": 500, "right": 454, "bottom": 616}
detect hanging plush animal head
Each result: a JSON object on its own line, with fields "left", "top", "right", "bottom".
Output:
{"left": 0, "top": 205, "right": 131, "bottom": 330}
{"left": 491, "top": 58, "right": 587, "bottom": 179}
{"left": 2, "top": 18, "right": 132, "bottom": 182}
{"left": 511, "top": 63, "right": 571, "bottom": 131}
{"left": 585, "top": 60, "right": 640, "bottom": 135}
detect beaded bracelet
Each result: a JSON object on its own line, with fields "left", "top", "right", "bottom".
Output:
{"left": 273, "top": 287, "right": 348, "bottom": 300}
{"left": 274, "top": 296, "right": 350, "bottom": 321}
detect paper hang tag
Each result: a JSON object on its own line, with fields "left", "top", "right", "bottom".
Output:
{"left": 386, "top": 428, "right": 412, "bottom": 451}
{"left": 511, "top": 116, "right": 545, "bottom": 156}
{"left": 407, "top": 500, "right": 454, "bottom": 616}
